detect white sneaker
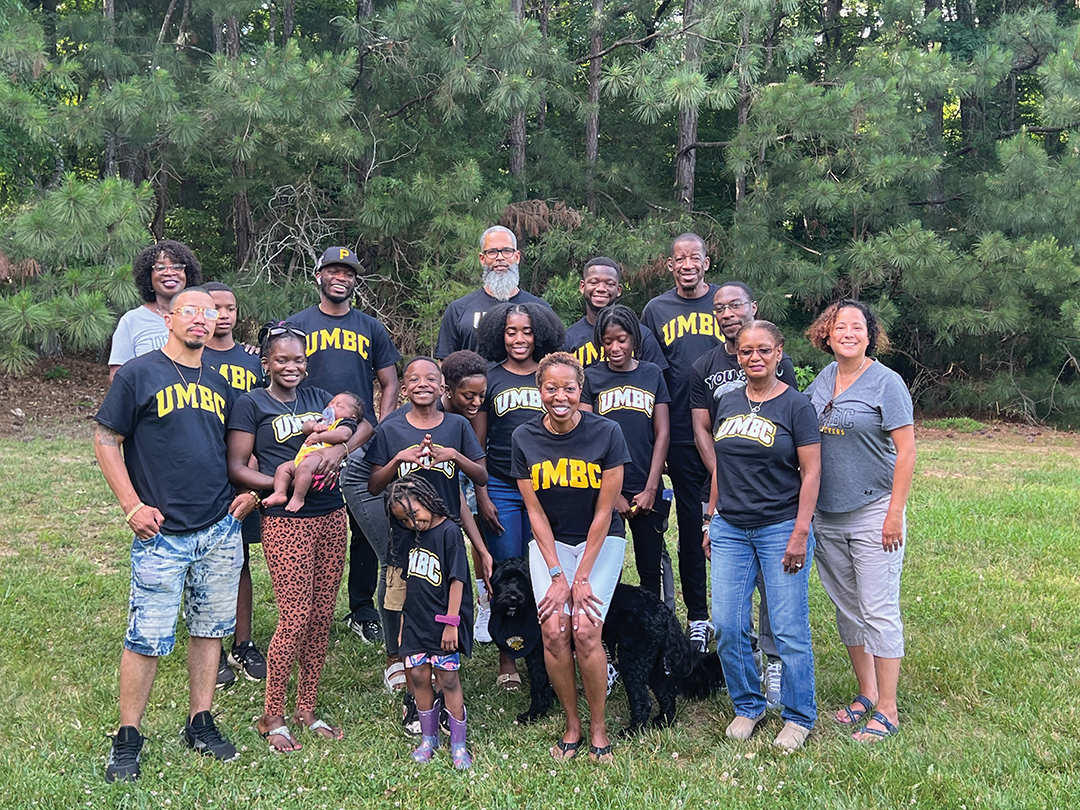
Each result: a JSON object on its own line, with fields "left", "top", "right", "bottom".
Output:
{"left": 474, "top": 580, "right": 492, "bottom": 643}
{"left": 765, "top": 660, "right": 783, "bottom": 709}
{"left": 688, "top": 620, "right": 713, "bottom": 654}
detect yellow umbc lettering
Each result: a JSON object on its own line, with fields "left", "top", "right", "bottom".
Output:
{"left": 661, "top": 312, "right": 719, "bottom": 345}
{"left": 530, "top": 458, "right": 603, "bottom": 490}
{"left": 155, "top": 383, "right": 227, "bottom": 423}
{"left": 307, "top": 329, "right": 371, "bottom": 360}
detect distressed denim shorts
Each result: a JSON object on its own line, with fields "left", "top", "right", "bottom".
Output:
{"left": 125, "top": 513, "right": 243, "bottom": 657}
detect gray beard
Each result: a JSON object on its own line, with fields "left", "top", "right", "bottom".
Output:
{"left": 483, "top": 264, "right": 520, "bottom": 302}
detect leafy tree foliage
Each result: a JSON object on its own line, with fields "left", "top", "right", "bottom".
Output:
{"left": 2, "top": 0, "right": 1080, "bottom": 423}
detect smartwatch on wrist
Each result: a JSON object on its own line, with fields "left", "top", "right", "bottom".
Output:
{"left": 549, "top": 565, "right": 563, "bottom": 580}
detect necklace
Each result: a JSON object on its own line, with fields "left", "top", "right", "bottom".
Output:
{"left": 266, "top": 385, "right": 298, "bottom": 416}
{"left": 835, "top": 357, "right": 868, "bottom": 397}
{"left": 168, "top": 355, "right": 202, "bottom": 389}
{"left": 545, "top": 412, "right": 579, "bottom": 435}
{"left": 745, "top": 378, "right": 779, "bottom": 414}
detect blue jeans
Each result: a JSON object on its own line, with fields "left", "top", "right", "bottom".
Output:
{"left": 710, "top": 514, "right": 817, "bottom": 729}
{"left": 484, "top": 476, "right": 532, "bottom": 562}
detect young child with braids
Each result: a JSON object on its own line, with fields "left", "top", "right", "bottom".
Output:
{"left": 384, "top": 474, "right": 474, "bottom": 769}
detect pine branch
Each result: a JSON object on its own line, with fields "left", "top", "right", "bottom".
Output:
{"left": 908, "top": 195, "right": 963, "bottom": 206}
{"left": 575, "top": 21, "right": 698, "bottom": 64}
{"left": 383, "top": 91, "right": 437, "bottom": 120}
{"left": 996, "top": 122, "right": 1080, "bottom": 139}
{"left": 676, "top": 140, "right": 730, "bottom": 157}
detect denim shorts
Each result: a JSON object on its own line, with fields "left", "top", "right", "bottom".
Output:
{"left": 404, "top": 652, "right": 461, "bottom": 671}
{"left": 125, "top": 512, "right": 243, "bottom": 657}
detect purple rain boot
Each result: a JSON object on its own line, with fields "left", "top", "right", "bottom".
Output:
{"left": 411, "top": 701, "right": 440, "bottom": 763}
{"left": 448, "top": 706, "right": 471, "bottom": 770}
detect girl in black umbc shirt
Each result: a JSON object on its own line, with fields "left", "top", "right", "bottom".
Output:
{"left": 511, "top": 353, "right": 632, "bottom": 765}
{"left": 581, "top": 304, "right": 671, "bottom": 600}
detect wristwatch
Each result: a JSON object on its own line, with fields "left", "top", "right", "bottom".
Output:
{"left": 549, "top": 565, "right": 563, "bottom": 580}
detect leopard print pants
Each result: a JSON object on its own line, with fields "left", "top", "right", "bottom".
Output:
{"left": 261, "top": 507, "right": 347, "bottom": 716}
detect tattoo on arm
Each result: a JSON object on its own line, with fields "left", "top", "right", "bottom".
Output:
{"left": 95, "top": 424, "right": 121, "bottom": 447}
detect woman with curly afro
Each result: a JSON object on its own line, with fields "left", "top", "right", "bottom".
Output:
{"left": 109, "top": 240, "right": 203, "bottom": 382}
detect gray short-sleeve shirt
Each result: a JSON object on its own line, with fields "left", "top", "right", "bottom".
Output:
{"left": 109, "top": 306, "right": 168, "bottom": 366}
{"left": 806, "top": 360, "right": 914, "bottom": 513}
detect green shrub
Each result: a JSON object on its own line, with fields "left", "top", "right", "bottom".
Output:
{"left": 923, "top": 416, "right": 987, "bottom": 433}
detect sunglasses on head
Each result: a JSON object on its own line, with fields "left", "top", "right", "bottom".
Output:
{"left": 258, "top": 322, "right": 307, "bottom": 344}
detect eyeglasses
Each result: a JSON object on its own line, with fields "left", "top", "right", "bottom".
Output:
{"left": 714, "top": 300, "right": 750, "bottom": 314}
{"left": 153, "top": 263, "right": 186, "bottom": 273}
{"left": 481, "top": 247, "right": 518, "bottom": 258}
{"left": 172, "top": 305, "right": 220, "bottom": 320}
{"left": 737, "top": 346, "right": 776, "bottom": 359}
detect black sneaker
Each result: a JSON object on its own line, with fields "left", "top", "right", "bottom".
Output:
{"left": 345, "top": 617, "right": 384, "bottom": 644}
{"left": 215, "top": 647, "right": 236, "bottom": 690}
{"left": 182, "top": 711, "right": 240, "bottom": 762}
{"left": 228, "top": 640, "right": 267, "bottom": 681}
{"left": 104, "top": 725, "right": 143, "bottom": 783}
{"left": 401, "top": 692, "right": 421, "bottom": 737}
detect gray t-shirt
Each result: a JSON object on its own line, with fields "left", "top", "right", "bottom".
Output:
{"left": 806, "top": 360, "right": 913, "bottom": 513}
{"left": 109, "top": 306, "right": 168, "bottom": 366}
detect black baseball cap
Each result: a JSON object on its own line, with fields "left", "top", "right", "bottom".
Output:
{"left": 315, "top": 246, "right": 362, "bottom": 274}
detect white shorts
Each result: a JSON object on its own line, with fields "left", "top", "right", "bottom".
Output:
{"left": 528, "top": 536, "right": 626, "bottom": 623}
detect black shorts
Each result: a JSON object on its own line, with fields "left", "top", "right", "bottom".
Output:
{"left": 241, "top": 512, "right": 262, "bottom": 544}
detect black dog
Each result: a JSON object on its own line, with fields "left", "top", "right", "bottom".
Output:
{"left": 603, "top": 582, "right": 725, "bottom": 733}
{"left": 488, "top": 558, "right": 724, "bottom": 733}
{"left": 487, "top": 558, "right": 554, "bottom": 723}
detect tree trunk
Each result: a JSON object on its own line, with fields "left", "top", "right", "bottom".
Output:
{"left": 269, "top": 3, "right": 277, "bottom": 45}
{"left": 674, "top": 0, "right": 699, "bottom": 210}
{"left": 226, "top": 15, "right": 252, "bottom": 268}
{"left": 585, "top": 0, "right": 604, "bottom": 214}
{"left": 823, "top": 0, "right": 841, "bottom": 53}
{"left": 735, "top": 15, "right": 750, "bottom": 207}
{"left": 956, "top": 0, "right": 981, "bottom": 149}
{"left": 284, "top": 0, "right": 297, "bottom": 41}
{"left": 537, "top": 0, "right": 549, "bottom": 132}
{"left": 104, "top": 0, "right": 117, "bottom": 177}
{"left": 40, "top": 0, "right": 58, "bottom": 56}
{"left": 151, "top": 154, "right": 167, "bottom": 242}
{"left": 157, "top": 0, "right": 179, "bottom": 47}
{"left": 508, "top": 0, "right": 527, "bottom": 181}
{"left": 925, "top": 0, "right": 944, "bottom": 223}
{"left": 212, "top": 10, "right": 224, "bottom": 54}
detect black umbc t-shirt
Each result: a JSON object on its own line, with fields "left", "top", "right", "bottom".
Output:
{"left": 95, "top": 351, "right": 235, "bottom": 534}
{"left": 204, "top": 343, "right": 263, "bottom": 394}
{"left": 582, "top": 362, "right": 670, "bottom": 494}
{"left": 712, "top": 385, "right": 820, "bottom": 528}
{"left": 690, "top": 346, "right": 798, "bottom": 428}
{"left": 288, "top": 305, "right": 401, "bottom": 426}
{"left": 399, "top": 519, "right": 474, "bottom": 658}
{"left": 511, "top": 411, "right": 632, "bottom": 545}
{"left": 640, "top": 285, "right": 723, "bottom": 446}
{"left": 227, "top": 387, "right": 345, "bottom": 518}
{"left": 369, "top": 412, "right": 485, "bottom": 561}
{"left": 436, "top": 288, "right": 550, "bottom": 359}
{"left": 483, "top": 363, "right": 544, "bottom": 481}
{"left": 562, "top": 317, "right": 669, "bottom": 371}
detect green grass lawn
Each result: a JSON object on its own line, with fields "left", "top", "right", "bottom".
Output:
{"left": 1, "top": 425, "right": 1078, "bottom": 808}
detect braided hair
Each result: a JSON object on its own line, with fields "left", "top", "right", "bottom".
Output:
{"left": 593, "top": 303, "right": 642, "bottom": 359}
{"left": 383, "top": 474, "right": 462, "bottom": 567}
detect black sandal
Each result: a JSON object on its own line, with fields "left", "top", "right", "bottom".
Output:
{"left": 589, "top": 743, "right": 613, "bottom": 763}
{"left": 551, "top": 737, "right": 584, "bottom": 760}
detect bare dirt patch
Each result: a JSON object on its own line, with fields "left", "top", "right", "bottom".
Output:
{"left": 0, "top": 355, "right": 108, "bottom": 439}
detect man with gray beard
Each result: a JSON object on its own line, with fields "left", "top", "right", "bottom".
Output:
{"left": 435, "top": 226, "right": 551, "bottom": 358}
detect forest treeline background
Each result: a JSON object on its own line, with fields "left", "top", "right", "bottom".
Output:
{"left": 2, "top": 0, "right": 1080, "bottom": 423}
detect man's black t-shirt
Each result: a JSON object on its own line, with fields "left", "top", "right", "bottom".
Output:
{"left": 436, "top": 288, "right": 550, "bottom": 359}
{"left": 399, "top": 518, "right": 474, "bottom": 658}
{"left": 562, "top": 316, "right": 669, "bottom": 371}
{"left": 483, "top": 363, "right": 544, "bottom": 481}
{"left": 690, "top": 346, "right": 799, "bottom": 428}
{"left": 712, "top": 385, "right": 820, "bottom": 528}
{"left": 582, "top": 362, "right": 670, "bottom": 494}
{"left": 204, "top": 344, "right": 263, "bottom": 394}
{"left": 640, "top": 285, "right": 723, "bottom": 446}
{"left": 95, "top": 351, "right": 235, "bottom": 535}
{"left": 288, "top": 305, "right": 401, "bottom": 426}
{"left": 510, "top": 411, "right": 632, "bottom": 545}
{"left": 227, "top": 387, "right": 345, "bottom": 519}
